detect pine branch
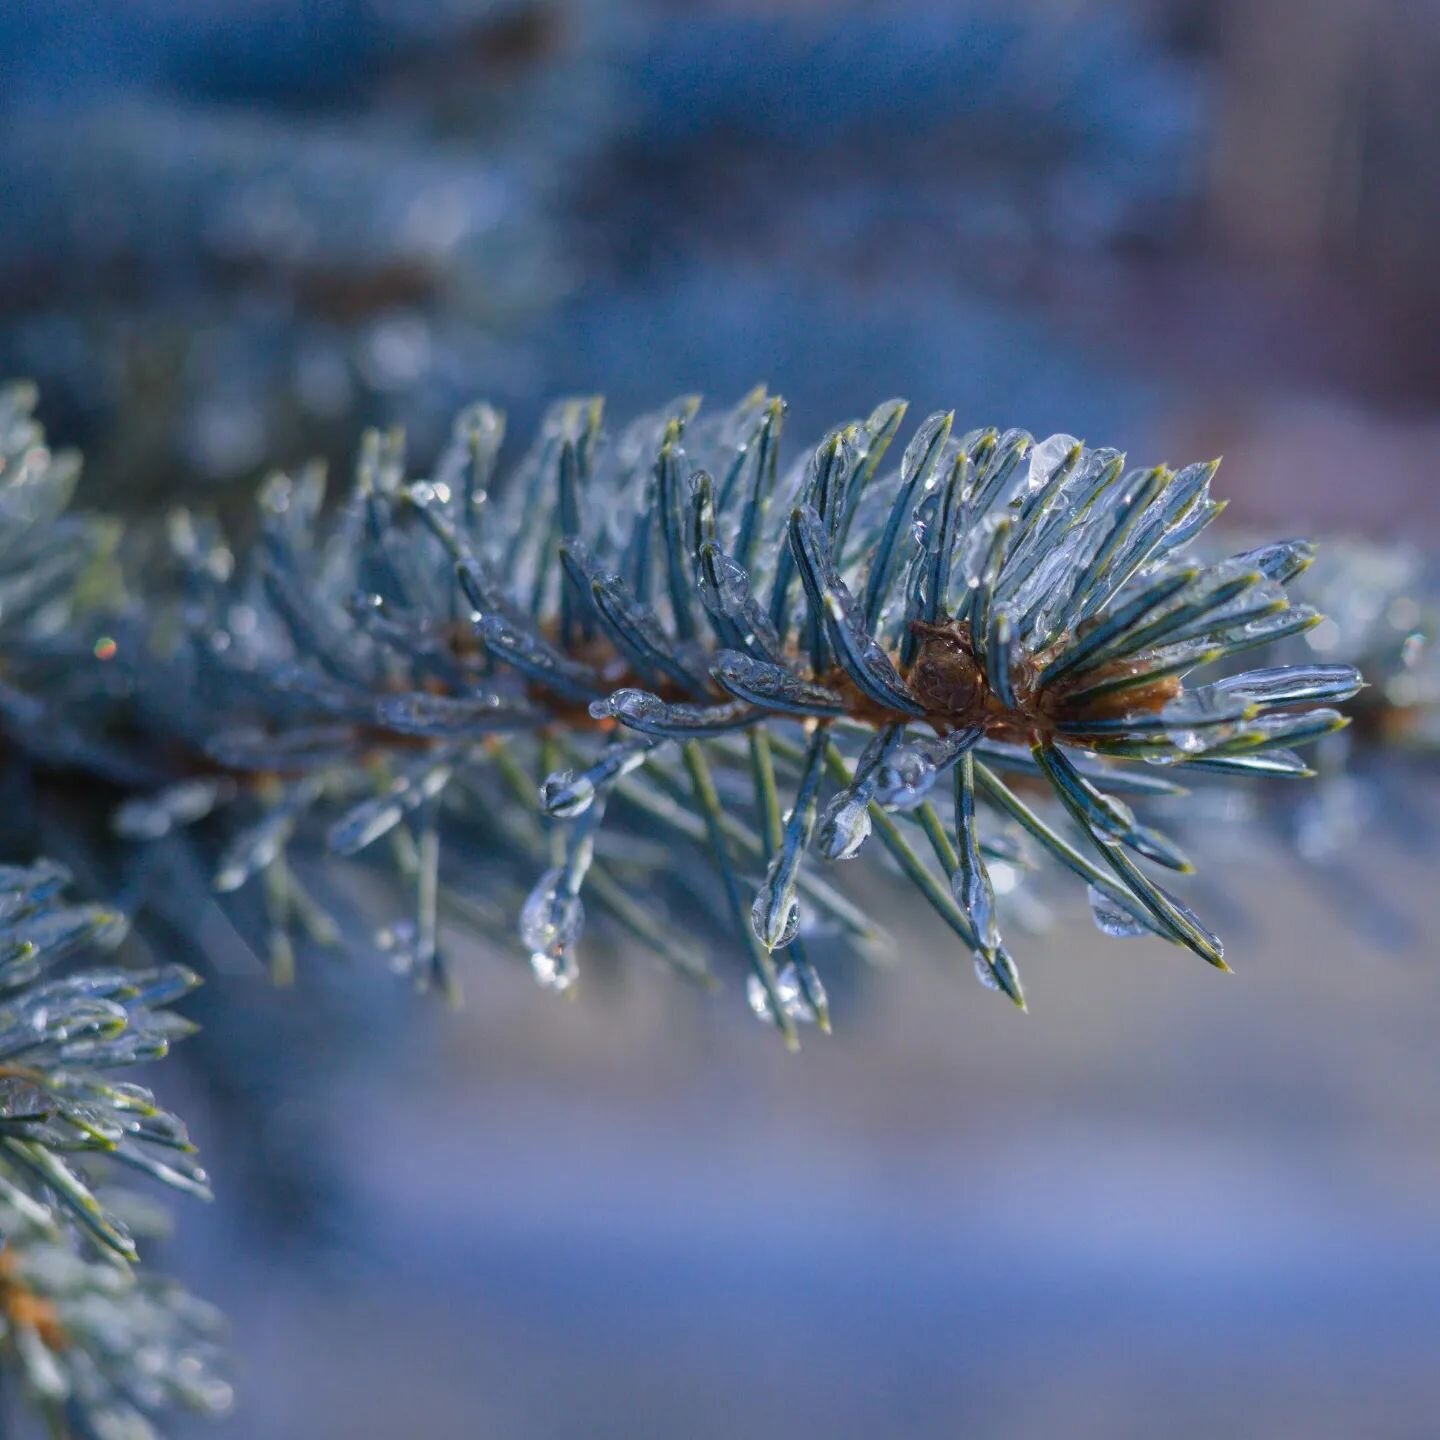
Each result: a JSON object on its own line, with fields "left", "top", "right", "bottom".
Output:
{"left": 0, "top": 381, "right": 1367, "bottom": 1040}
{"left": 0, "top": 862, "right": 228, "bottom": 1437}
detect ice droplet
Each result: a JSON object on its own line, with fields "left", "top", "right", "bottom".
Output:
{"left": 377, "top": 919, "right": 421, "bottom": 977}
{"left": 1160, "top": 687, "right": 1252, "bottom": 754}
{"left": 589, "top": 689, "right": 660, "bottom": 723}
{"left": 520, "top": 867, "right": 584, "bottom": 958}
{"left": 1027, "top": 433, "right": 1079, "bottom": 494}
{"left": 750, "top": 880, "right": 800, "bottom": 950}
{"left": 816, "top": 791, "right": 871, "bottom": 860}
{"left": 973, "top": 955, "right": 1001, "bottom": 991}
{"left": 873, "top": 746, "right": 937, "bottom": 810}
{"left": 1087, "top": 884, "right": 1149, "bottom": 938}
{"left": 113, "top": 778, "right": 233, "bottom": 840}
{"left": 746, "top": 962, "right": 822, "bottom": 1027}
{"left": 540, "top": 770, "right": 596, "bottom": 819}
{"left": 530, "top": 951, "right": 577, "bottom": 993}
{"left": 954, "top": 863, "right": 999, "bottom": 955}
{"left": 712, "top": 650, "right": 844, "bottom": 714}
{"left": 703, "top": 548, "right": 753, "bottom": 613}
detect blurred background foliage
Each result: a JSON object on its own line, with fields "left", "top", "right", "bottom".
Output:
{"left": 2, "top": 1, "right": 1438, "bottom": 1436}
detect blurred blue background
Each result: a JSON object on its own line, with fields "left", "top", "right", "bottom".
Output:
{"left": 4, "top": 1, "right": 1440, "bottom": 1435}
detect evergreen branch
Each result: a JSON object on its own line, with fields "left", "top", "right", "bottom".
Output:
{"left": 0, "top": 380, "right": 1363, "bottom": 1042}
